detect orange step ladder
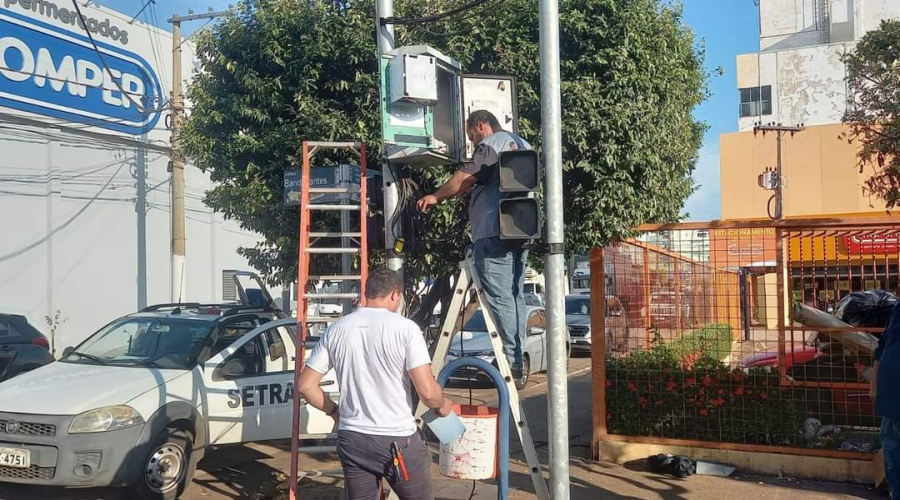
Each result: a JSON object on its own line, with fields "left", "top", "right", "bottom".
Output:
{"left": 289, "top": 141, "right": 368, "bottom": 500}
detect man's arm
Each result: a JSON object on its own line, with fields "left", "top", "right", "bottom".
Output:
{"left": 298, "top": 367, "right": 339, "bottom": 420}
{"left": 408, "top": 365, "right": 454, "bottom": 416}
{"left": 417, "top": 170, "right": 476, "bottom": 212}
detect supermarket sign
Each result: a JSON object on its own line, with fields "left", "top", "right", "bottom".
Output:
{"left": 0, "top": 4, "right": 162, "bottom": 134}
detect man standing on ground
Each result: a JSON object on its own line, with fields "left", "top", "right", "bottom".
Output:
{"left": 298, "top": 269, "right": 453, "bottom": 500}
{"left": 416, "top": 110, "right": 532, "bottom": 379}
{"left": 874, "top": 302, "right": 900, "bottom": 499}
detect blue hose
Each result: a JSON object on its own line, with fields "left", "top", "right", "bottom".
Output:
{"left": 437, "top": 357, "right": 510, "bottom": 500}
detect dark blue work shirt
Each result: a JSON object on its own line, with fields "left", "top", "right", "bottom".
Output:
{"left": 876, "top": 304, "right": 900, "bottom": 420}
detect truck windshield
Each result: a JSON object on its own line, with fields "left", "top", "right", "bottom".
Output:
{"left": 62, "top": 318, "right": 215, "bottom": 370}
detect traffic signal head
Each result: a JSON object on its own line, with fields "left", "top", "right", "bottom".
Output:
{"left": 498, "top": 150, "right": 541, "bottom": 240}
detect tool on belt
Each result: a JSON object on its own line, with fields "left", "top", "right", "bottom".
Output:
{"left": 391, "top": 441, "right": 410, "bottom": 482}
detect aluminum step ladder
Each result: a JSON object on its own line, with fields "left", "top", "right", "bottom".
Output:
{"left": 289, "top": 141, "right": 368, "bottom": 500}
{"left": 414, "top": 254, "right": 551, "bottom": 500}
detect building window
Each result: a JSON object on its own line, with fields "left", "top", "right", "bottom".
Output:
{"left": 739, "top": 85, "right": 772, "bottom": 118}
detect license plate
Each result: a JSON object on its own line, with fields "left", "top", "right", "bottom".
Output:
{"left": 0, "top": 448, "right": 30, "bottom": 469}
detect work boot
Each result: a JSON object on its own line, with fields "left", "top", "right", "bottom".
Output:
{"left": 511, "top": 362, "right": 524, "bottom": 380}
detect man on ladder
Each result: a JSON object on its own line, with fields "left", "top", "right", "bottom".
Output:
{"left": 298, "top": 269, "right": 454, "bottom": 500}
{"left": 417, "top": 110, "right": 533, "bottom": 381}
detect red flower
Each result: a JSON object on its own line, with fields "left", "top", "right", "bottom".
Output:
{"left": 684, "top": 377, "right": 696, "bottom": 387}
{"left": 605, "top": 380, "right": 612, "bottom": 387}
{"left": 732, "top": 373, "right": 744, "bottom": 383}
{"left": 627, "top": 382, "right": 637, "bottom": 392}
{"left": 717, "top": 388, "right": 724, "bottom": 395}
{"left": 666, "top": 380, "right": 677, "bottom": 392}
{"left": 734, "top": 385, "right": 745, "bottom": 396}
{"left": 698, "top": 388, "right": 706, "bottom": 396}
{"left": 639, "top": 397, "right": 648, "bottom": 408}
{"left": 747, "top": 389, "right": 754, "bottom": 396}
{"left": 699, "top": 408, "right": 709, "bottom": 417}
{"left": 702, "top": 375, "right": 713, "bottom": 387}
{"left": 655, "top": 399, "right": 664, "bottom": 407}
{"left": 760, "top": 392, "right": 769, "bottom": 400}
{"left": 686, "top": 397, "right": 696, "bottom": 404}
{"left": 712, "top": 397, "right": 726, "bottom": 407}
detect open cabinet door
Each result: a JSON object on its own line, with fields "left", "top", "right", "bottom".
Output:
{"left": 230, "top": 271, "right": 285, "bottom": 317}
{"left": 460, "top": 75, "right": 519, "bottom": 160}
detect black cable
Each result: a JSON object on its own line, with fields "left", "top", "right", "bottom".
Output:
{"left": 767, "top": 194, "right": 777, "bottom": 219}
{"left": 382, "top": 0, "right": 491, "bottom": 26}
{"left": 71, "top": 0, "right": 148, "bottom": 112}
{"left": 467, "top": 480, "right": 476, "bottom": 500}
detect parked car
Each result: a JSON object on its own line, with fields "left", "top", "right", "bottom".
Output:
{"left": 649, "top": 290, "right": 691, "bottom": 328}
{"left": 0, "top": 304, "right": 336, "bottom": 499}
{"left": 566, "top": 295, "right": 629, "bottom": 355}
{"left": 740, "top": 301, "right": 881, "bottom": 423}
{"left": 0, "top": 313, "right": 54, "bottom": 383}
{"left": 445, "top": 306, "right": 569, "bottom": 390}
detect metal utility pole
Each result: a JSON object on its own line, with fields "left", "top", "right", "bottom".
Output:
{"left": 136, "top": 133, "right": 148, "bottom": 309}
{"left": 538, "top": 0, "right": 570, "bottom": 497}
{"left": 375, "top": 0, "right": 404, "bottom": 280}
{"left": 753, "top": 123, "right": 804, "bottom": 220}
{"left": 169, "top": 9, "right": 229, "bottom": 301}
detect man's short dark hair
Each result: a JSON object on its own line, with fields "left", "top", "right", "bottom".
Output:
{"left": 466, "top": 110, "right": 502, "bottom": 132}
{"left": 365, "top": 268, "right": 403, "bottom": 299}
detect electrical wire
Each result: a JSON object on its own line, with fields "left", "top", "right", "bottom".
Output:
{"left": 71, "top": 0, "right": 149, "bottom": 112}
{"left": 382, "top": 0, "right": 492, "bottom": 25}
{"left": 0, "top": 160, "right": 128, "bottom": 263}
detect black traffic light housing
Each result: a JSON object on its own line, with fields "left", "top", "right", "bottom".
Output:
{"left": 498, "top": 150, "right": 541, "bottom": 240}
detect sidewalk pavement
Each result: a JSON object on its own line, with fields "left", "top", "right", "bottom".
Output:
{"left": 261, "top": 370, "right": 884, "bottom": 500}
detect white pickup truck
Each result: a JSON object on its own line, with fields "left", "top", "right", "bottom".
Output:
{"left": 0, "top": 304, "right": 337, "bottom": 500}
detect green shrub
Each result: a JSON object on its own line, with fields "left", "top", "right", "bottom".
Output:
{"left": 606, "top": 325, "right": 805, "bottom": 446}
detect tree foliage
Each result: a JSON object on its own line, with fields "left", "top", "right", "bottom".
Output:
{"left": 843, "top": 19, "right": 900, "bottom": 208}
{"left": 181, "top": 0, "right": 707, "bottom": 309}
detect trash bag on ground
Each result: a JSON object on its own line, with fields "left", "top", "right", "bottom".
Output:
{"left": 648, "top": 454, "right": 696, "bottom": 478}
{"left": 834, "top": 290, "right": 898, "bottom": 329}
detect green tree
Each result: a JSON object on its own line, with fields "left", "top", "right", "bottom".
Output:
{"left": 843, "top": 19, "right": 900, "bottom": 208}
{"left": 181, "top": 0, "right": 707, "bottom": 321}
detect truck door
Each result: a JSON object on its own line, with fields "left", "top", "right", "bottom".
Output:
{"left": 202, "top": 319, "right": 338, "bottom": 444}
{"left": 202, "top": 319, "right": 293, "bottom": 444}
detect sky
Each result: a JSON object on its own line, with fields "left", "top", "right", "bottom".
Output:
{"left": 96, "top": 0, "right": 762, "bottom": 222}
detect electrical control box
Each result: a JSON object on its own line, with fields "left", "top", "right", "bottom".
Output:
{"left": 379, "top": 45, "right": 519, "bottom": 167}
{"left": 389, "top": 54, "right": 438, "bottom": 105}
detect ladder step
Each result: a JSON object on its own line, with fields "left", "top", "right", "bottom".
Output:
{"left": 305, "top": 293, "right": 358, "bottom": 300}
{"left": 309, "top": 187, "right": 359, "bottom": 194}
{"left": 305, "top": 316, "right": 341, "bottom": 323}
{"left": 308, "top": 275, "right": 362, "bottom": 281}
{"left": 307, "top": 204, "right": 360, "bottom": 211}
{"left": 306, "top": 248, "right": 360, "bottom": 254}
{"left": 309, "top": 232, "right": 362, "bottom": 238}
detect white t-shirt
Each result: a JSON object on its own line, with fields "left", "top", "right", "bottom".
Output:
{"left": 306, "top": 307, "right": 432, "bottom": 436}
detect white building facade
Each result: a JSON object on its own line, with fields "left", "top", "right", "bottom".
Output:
{"left": 736, "top": 0, "right": 900, "bottom": 131}
{"left": 0, "top": 1, "right": 268, "bottom": 349}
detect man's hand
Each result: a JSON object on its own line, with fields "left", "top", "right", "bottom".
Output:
{"left": 435, "top": 397, "right": 454, "bottom": 417}
{"left": 416, "top": 194, "right": 439, "bottom": 212}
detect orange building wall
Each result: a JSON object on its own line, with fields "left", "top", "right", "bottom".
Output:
{"left": 719, "top": 123, "right": 889, "bottom": 220}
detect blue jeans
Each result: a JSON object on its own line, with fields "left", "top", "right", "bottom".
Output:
{"left": 472, "top": 237, "right": 528, "bottom": 367}
{"left": 883, "top": 417, "right": 900, "bottom": 499}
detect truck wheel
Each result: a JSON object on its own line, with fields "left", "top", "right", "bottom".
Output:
{"left": 134, "top": 429, "right": 196, "bottom": 500}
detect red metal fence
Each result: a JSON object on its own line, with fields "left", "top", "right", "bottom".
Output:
{"left": 591, "top": 218, "right": 899, "bottom": 460}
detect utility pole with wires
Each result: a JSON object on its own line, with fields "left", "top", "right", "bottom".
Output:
{"left": 753, "top": 122, "right": 804, "bottom": 220}
{"left": 168, "top": 8, "right": 229, "bottom": 301}
{"left": 374, "top": 0, "right": 406, "bottom": 286}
